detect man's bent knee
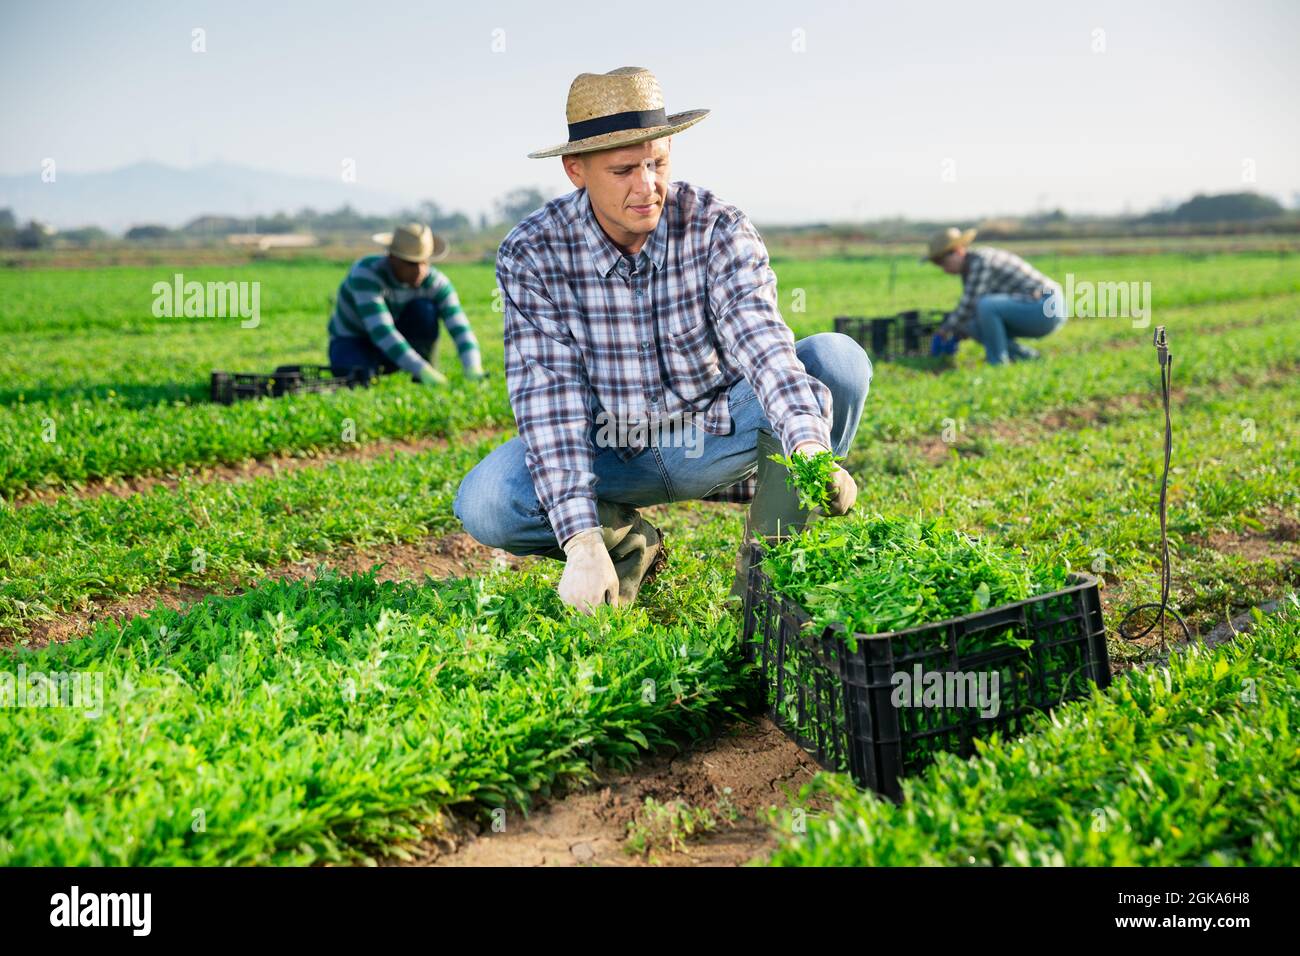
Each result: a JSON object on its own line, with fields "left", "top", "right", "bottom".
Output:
{"left": 454, "top": 464, "right": 515, "bottom": 551}
{"left": 798, "top": 332, "right": 872, "bottom": 397}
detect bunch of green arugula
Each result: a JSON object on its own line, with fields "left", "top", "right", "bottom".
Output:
{"left": 761, "top": 512, "right": 1071, "bottom": 640}
{"left": 768, "top": 448, "right": 845, "bottom": 513}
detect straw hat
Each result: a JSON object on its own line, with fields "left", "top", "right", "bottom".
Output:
{"left": 372, "top": 222, "right": 448, "bottom": 263}
{"left": 528, "top": 66, "right": 709, "bottom": 159}
{"left": 921, "top": 226, "right": 978, "bottom": 263}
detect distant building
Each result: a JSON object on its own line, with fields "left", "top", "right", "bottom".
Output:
{"left": 226, "top": 233, "right": 318, "bottom": 250}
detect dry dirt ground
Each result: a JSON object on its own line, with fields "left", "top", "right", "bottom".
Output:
{"left": 394, "top": 715, "right": 828, "bottom": 868}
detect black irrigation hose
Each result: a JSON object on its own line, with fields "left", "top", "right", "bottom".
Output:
{"left": 1119, "top": 326, "right": 1191, "bottom": 646}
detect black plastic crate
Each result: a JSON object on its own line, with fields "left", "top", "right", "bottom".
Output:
{"left": 895, "top": 308, "right": 948, "bottom": 355}
{"left": 740, "top": 539, "right": 1110, "bottom": 800}
{"left": 833, "top": 314, "right": 896, "bottom": 358}
{"left": 210, "top": 364, "right": 372, "bottom": 405}
{"left": 834, "top": 310, "right": 949, "bottom": 361}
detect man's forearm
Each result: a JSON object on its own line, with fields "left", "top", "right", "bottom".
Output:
{"left": 441, "top": 305, "right": 484, "bottom": 374}
{"left": 364, "top": 314, "right": 433, "bottom": 378}
{"left": 512, "top": 416, "right": 601, "bottom": 545}
{"left": 708, "top": 213, "right": 833, "bottom": 458}
{"left": 783, "top": 413, "right": 833, "bottom": 457}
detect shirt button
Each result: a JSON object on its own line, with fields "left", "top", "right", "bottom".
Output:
{"left": 640, "top": 341, "right": 650, "bottom": 350}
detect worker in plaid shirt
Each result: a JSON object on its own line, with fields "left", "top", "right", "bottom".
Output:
{"left": 454, "top": 67, "right": 872, "bottom": 612}
{"left": 925, "top": 227, "right": 1066, "bottom": 364}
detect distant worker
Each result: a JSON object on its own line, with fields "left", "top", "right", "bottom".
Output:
{"left": 925, "top": 227, "right": 1065, "bottom": 365}
{"left": 327, "top": 222, "right": 486, "bottom": 385}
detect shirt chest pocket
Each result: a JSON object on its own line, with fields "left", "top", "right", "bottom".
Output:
{"left": 663, "top": 314, "right": 723, "bottom": 384}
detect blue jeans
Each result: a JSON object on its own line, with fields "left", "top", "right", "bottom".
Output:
{"left": 329, "top": 298, "right": 440, "bottom": 378}
{"left": 973, "top": 290, "right": 1065, "bottom": 365}
{"left": 453, "top": 332, "right": 872, "bottom": 556}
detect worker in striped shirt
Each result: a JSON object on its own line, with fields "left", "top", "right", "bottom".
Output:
{"left": 926, "top": 227, "right": 1065, "bottom": 365}
{"left": 327, "top": 223, "right": 485, "bottom": 385}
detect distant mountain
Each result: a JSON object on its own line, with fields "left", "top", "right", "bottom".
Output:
{"left": 0, "top": 161, "right": 408, "bottom": 232}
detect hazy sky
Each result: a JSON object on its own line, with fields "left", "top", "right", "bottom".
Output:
{"left": 2, "top": 0, "right": 1298, "bottom": 223}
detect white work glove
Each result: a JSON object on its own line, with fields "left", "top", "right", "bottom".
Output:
{"left": 416, "top": 365, "right": 449, "bottom": 387}
{"left": 794, "top": 441, "right": 858, "bottom": 516}
{"left": 558, "top": 528, "right": 619, "bottom": 612}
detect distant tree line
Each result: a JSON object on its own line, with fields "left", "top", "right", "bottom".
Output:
{"left": 1139, "top": 192, "right": 1287, "bottom": 225}
{"left": 0, "top": 186, "right": 555, "bottom": 248}
{"left": 0, "top": 208, "right": 110, "bottom": 248}
{"left": 171, "top": 188, "right": 552, "bottom": 240}
{"left": 1, "top": 189, "right": 1295, "bottom": 249}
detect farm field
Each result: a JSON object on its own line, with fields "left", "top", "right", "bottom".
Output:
{"left": 1, "top": 249, "right": 1297, "bottom": 866}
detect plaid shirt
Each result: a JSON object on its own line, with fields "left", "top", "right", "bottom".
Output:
{"left": 948, "top": 247, "right": 1057, "bottom": 335}
{"left": 496, "top": 181, "right": 833, "bottom": 546}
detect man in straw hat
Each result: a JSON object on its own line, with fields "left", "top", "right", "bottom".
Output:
{"left": 327, "top": 222, "right": 486, "bottom": 385}
{"left": 454, "top": 66, "right": 872, "bottom": 612}
{"left": 924, "top": 227, "right": 1065, "bottom": 365}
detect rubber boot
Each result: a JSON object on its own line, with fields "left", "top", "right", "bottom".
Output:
{"left": 538, "top": 499, "right": 635, "bottom": 560}
{"left": 728, "top": 428, "right": 812, "bottom": 601}
{"left": 1008, "top": 340, "right": 1041, "bottom": 362}
{"left": 545, "top": 500, "right": 668, "bottom": 607}
{"left": 594, "top": 499, "right": 639, "bottom": 552}
{"left": 608, "top": 512, "right": 668, "bottom": 606}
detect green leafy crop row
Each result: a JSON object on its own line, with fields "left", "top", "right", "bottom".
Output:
{"left": 844, "top": 377, "right": 1300, "bottom": 643}
{"left": 0, "top": 374, "right": 513, "bottom": 498}
{"left": 762, "top": 598, "right": 1300, "bottom": 866}
{"left": 0, "top": 258, "right": 1294, "bottom": 495}
{"left": 0, "top": 433, "right": 513, "bottom": 633}
{"left": 6, "top": 352, "right": 1293, "bottom": 645}
{"left": 0, "top": 558, "right": 746, "bottom": 865}
{"left": 5, "top": 254, "right": 1292, "bottom": 342}
{"left": 863, "top": 301, "right": 1300, "bottom": 443}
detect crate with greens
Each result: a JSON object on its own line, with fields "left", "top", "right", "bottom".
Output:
{"left": 740, "top": 454, "right": 1109, "bottom": 799}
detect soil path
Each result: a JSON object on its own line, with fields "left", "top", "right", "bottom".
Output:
{"left": 406, "top": 716, "right": 826, "bottom": 868}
